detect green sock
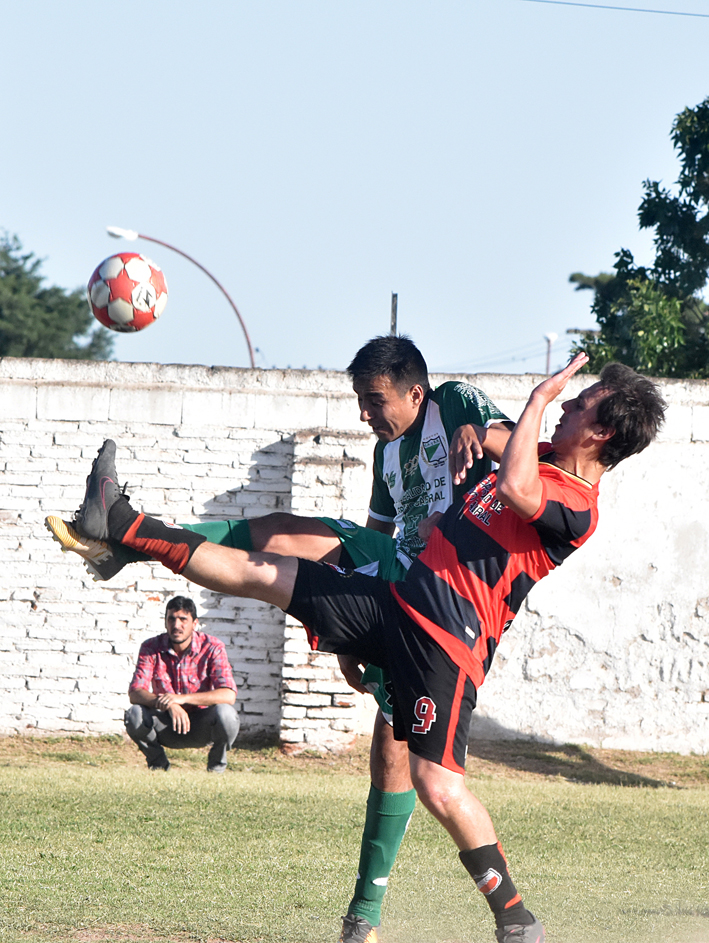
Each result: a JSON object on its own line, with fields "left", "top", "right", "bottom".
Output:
{"left": 180, "top": 519, "right": 253, "bottom": 550}
{"left": 348, "top": 785, "right": 417, "bottom": 925}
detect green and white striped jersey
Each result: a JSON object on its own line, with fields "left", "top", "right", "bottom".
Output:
{"left": 368, "top": 381, "right": 509, "bottom": 568}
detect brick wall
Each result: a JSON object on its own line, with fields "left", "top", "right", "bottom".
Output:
{"left": 0, "top": 358, "right": 373, "bottom": 745}
{"left": 1, "top": 357, "right": 708, "bottom": 754}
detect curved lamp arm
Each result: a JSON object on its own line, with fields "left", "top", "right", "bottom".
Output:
{"left": 107, "top": 226, "right": 256, "bottom": 368}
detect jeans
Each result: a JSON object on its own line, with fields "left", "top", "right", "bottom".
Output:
{"left": 124, "top": 702, "right": 240, "bottom": 770}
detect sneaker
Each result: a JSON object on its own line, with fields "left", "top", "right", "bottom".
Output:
{"left": 206, "top": 762, "right": 227, "bottom": 774}
{"left": 74, "top": 439, "right": 123, "bottom": 541}
{"left": 147, "top": 756, "right": 171, "bottom": 772}
{"left": 45, "top": 517, "right": 149, "bottom": 581}
{"left": 495, "top": 915, "right": 545, "bottom": 943}
{"left": 339, "top": 915, "right": 379, "bottom": 943}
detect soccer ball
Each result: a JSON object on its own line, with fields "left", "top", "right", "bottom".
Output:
{"left": 87, "top": 253, "right": 168, "bottom": 332}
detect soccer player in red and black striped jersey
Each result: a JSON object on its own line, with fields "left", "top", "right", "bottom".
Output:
{"left": 62, "top": 353, "right": 666, "bottom": 943}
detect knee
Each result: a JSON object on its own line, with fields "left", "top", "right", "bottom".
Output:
{"left": 213, "top": 702, "right": 240, "bottom": 743}
{"left": 124, "top": 703, "right": 150, "bottom": 738}
{"left": 409, "top": 766, "right": 461, "bottom": 818}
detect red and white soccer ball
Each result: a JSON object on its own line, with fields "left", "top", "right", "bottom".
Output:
{"left": 87, "top": 253, "right": 168, "bottom": 332}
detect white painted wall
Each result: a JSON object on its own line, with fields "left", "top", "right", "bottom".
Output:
{"left": 0, "top": 357, "right": 707, "bottom": 753}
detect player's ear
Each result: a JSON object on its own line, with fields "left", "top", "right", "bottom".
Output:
{"left": 409, "top": 384, "right": 426, "bottom": 406}
{"left": 593, "top": 424, "right": 615, "bottom": 443}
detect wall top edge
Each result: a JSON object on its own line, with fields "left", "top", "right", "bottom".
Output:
{"left": 2, "top": 358, "right": 709, "bottom": 403}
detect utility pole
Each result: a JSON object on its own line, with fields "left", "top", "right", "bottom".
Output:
{"left": 544, "top": 332, "right": 558, "bottom": 375}
{"left": 390, "top": 292, "right": 398, "bottom": 335}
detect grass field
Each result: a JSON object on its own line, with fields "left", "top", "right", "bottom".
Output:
{"left": 0, "top": 735, "right": 707, "bottom": 943}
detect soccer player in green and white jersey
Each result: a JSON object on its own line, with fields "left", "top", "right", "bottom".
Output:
{"left": 47, "top": 334, "right": 511, "bottom": 943}
{"left": 320, "top": 337, "right": 511, "bottom": 943}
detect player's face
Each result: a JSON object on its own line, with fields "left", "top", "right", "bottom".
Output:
{"left": 551, "top": 382, "right": 609, "bottom": 453}
{"left": 353, "top": 375, "right": 425, "bottom": 441}
{"left": 165, "top": 609, "right": 197, "bottom": 651}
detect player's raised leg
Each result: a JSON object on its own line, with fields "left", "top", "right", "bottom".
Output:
{"left": 47, "top": 502, "right": 344, "bottom": 582}
{"left": 65, "top": 439, "right": 300, "bottom": 609}
{"left": 180, "top": 513, "right": 343, "bottom": 562}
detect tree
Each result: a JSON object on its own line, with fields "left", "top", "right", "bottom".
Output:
{"left": 0, "top": 233, "right": 114, "bottom": 360}
{"left": 570, "top": 97, "right": 709, "bottom": 378}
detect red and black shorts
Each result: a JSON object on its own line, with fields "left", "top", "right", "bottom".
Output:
{"left": 287, "top": 559, "right": 477, "bottom": 774}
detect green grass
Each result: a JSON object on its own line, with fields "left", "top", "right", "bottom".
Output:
{"left": 0, "top": 739, "right": 707, "bottom": 943}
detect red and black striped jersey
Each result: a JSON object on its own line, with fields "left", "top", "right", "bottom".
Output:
{"left": 391, "top": 445, "right": 599, "bottom": 690}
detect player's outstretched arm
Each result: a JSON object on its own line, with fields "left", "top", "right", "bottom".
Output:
{"left": 450, "top": 422, "right": 512, "bottom": 485}
{"left": 496, "top": 352, "right": 589, "bottom": 518}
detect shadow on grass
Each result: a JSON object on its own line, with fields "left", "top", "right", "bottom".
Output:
{"left": 2, "top": 730, "right": 706, "bottom": 788}
{"left": 467, "top": 735, "right": 681, "bottom": 788}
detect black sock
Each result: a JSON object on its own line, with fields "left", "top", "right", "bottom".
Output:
{"left": 108, "top": 498, "right": 206, "bottom": 574}
{"left": 107, "top": 496, "right": 140, "bottom": 540}
{"left": 459, "top": 843, "right": 533, "bottom": 929}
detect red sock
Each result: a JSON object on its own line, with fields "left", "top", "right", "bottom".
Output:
{"left": 108, "top": 499, "right": 206, "bottom": 575}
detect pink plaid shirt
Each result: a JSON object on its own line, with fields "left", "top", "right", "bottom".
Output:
{"left": 129, "top": 630, "right": 237, "bottom": 705}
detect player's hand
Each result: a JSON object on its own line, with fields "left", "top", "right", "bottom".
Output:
{"left": 531, "top": 352, "right": 589, "bottom": 406}
{"left": 168, "top": 702, "right": 191, "bottom": 734}
{"left": 337, "top": 655, "right": 368, "bottom": 694}
{"left": 418, "top": 511, "right": 443, "bottom": 544}
{"left": 450, "top": 424, "right": 485, "bottom": 485}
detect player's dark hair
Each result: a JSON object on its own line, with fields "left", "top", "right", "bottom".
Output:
{"left": 165, "top": 595, "right": 197, "bottom": 619}
{"left": 596, "top": 363, "right": 666, "bottom": 469}
{"left": 347, "top": 335, "right": 430, "bottom": 393}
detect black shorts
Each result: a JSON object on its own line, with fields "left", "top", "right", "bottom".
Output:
{"left": 287, "top": 559, "right": 477, "bottom": 773}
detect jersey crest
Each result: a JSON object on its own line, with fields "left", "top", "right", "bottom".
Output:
{"left": 422, "top": 434, "right": 446, "bottom": 467}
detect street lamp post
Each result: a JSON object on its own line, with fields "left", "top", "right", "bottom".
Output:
{"left": 543, "top": 332, "right": 558, "bottom": 375}
{"left": 106, "top": 226, "right": 256, "bottom": 368}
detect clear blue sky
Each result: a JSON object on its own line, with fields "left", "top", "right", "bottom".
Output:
{"left": 2, "top": 0, "right": 708, "bottom": 375}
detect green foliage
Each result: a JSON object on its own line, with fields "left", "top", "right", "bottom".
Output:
{"left": 0, "top": 233, "right": 113, "bottom": 360}
{"left": 570, "top": 97, "right": 709, "bottom": 377}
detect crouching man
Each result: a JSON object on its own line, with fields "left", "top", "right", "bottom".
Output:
{"left": 125, "top": 595, "right": 240, "bottom": 773}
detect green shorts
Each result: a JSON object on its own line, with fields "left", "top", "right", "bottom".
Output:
{"left": 317, "top": 517, "right": 408, "bottom": 582}
{"left": 183, "top": 516, "right": 406, "bottom": 722}
{"left": 183, "top": 516, "right": 408, "bottom": 581}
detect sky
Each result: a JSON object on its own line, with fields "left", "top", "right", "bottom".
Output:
{"left": 2, "top": 0, "right": 709, "bottom": 376}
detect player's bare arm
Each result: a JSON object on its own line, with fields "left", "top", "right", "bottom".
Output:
{"left": 337, "top": 655, "right": 369, "bottom": 694}
{"left": 365, "top": 515, "right": 396, "bottom": 536}
{"left": 450, "top": 422, "right": 512, "bottom": 485}
{"left": 496, "top": 353, "right": 589, "bottom": 518}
